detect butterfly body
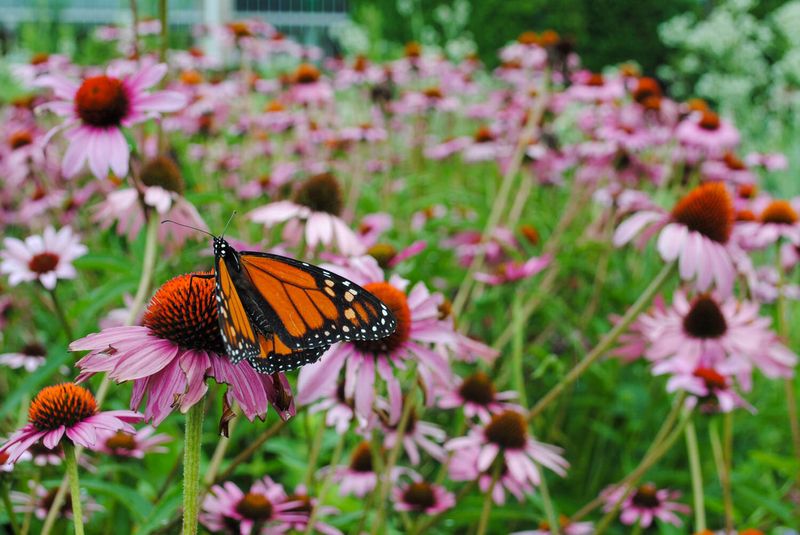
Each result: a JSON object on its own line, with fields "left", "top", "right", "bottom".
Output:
{"left": 212, "top": 236, "right": 397, "bottom": 374}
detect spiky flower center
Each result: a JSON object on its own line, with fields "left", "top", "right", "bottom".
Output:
{"left": 760, "top": 200, "right": 798, "bottom": 225}
{"left": 474, "top": 126, "right": 495, "bottom": 143}
{"left": 693, "top": 367, "right": 727, "bottom": 390}
{"left": 29, "top": 383, "right": 98, "bottom": 431}
{"left": 631, "top": 484, "right": 661, "bottom": 508}
{"left": 353, "top": 55, "right": 368, "bottom": 72}
{"left": 698, "top": 110, "right": 720, "bottom": 130}
{"left": 9, "top": 130, "right": 33, "bottom": 149}
{"left": 227, "top": 22, "right": 252, "bottom": 38}
{"left": 682, "top": 295, "right": 727, "bottom": 339}
{"left": 737, "top": 209, "right": 756, "bottom": 222}
{"left": 354, "top": 282, "right": 411, "bottom": 355}
{"left": 142, "top": 272, "right": 225, "bottom": 354}
{"left": 28, "top": 252, "right": 59, "bottom": 274}
{"left": 423, "top": 87, "right": 443, "bottom": 100}
{"left": 349, "top": 441, "right": 374, "bottom": 472}
{"left": 723, "top": 152, "right": 746, "bottom": 171}
{"left": 75, "top": 75, "right": 130, "bottom": 128}
{"left": 633, "top": 77, "right": 661, "bottom": 103}
{"left": 402, "top": 482, "right": 436, "bottom": 510}
{"left": 179, "top": 70, "right": 203, "bottom": 85}
{"left": 405, "top": 42, "right": 421, "bottom": 58}
{"left": 538, "top": 515, "right": 571, "bottom": 530}
{"left": 235, "top": 493, "right": 273, "bottom": 521}
{"left": 294, "top": 63, "right": 321, "bottom": 84}
{"left": 292, "top": 172, "right": 343, "bottom": 215}
{"left": 587, "top": 73, "right": 605, "bottom": 87}
{"left": 105, "top": 431, "right": 137, "bottom": 452}
{"left": 367, "top": 244, "right": 397, "bottom": 269}
{"left": 670, "top": 182, "right": 733, "bottom": 243}
{"left": 285, "top": 493, "right": 313, "bottom": 514}
{"left": 519, "top": 224, "right": 539, "bottom": 245}
{"left": 458, "top": 372, "right": 496, "bottom": 406}
{"left": 517, "top": 31, "right": 539, "bottom": 45}
{"left": 484, "top": 410, "right": 527, "bottom": 449}
{"left": 141, "top": 156, "right": 184, "bottom": 195}
{"left": 22, "top": 342, "right": 46, "bottom": 357}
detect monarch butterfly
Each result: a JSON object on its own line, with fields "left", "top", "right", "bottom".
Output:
{"left": 166, "top": 219, "right": 398, "bottom": 374}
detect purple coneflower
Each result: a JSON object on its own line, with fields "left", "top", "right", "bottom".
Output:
{"left": 248, "top": 172, "right": 365, "bottom": 256}
{"left": 0, "top": 383, "right": 141, "bottom": 463}
{"left": 94, "top": 426, "right": 171, "bottom": 458}
{"left": 601, "top": 483, "right": 690, "bottom": 528}
{"left": 1, "top": 225, "right": 87, "bottom": 290}
{"left": 511, "top": 515, "right": 594, "bottom": 535}
{"left": 392, "top": 480, "right": 455, "bottom": 515}
{"left": 37, "top": 61, "right": 186, "bottom": 179}
{"left": 298, "top": 256, "right": 456, "bottom": 424}
{"left": 445, "top": 410, "right": 568, "bottom": 492}
{"left": 638, "top": 291, "right": 797, "bottom": 384}
{"left": 72, "top": 272, "right": 294, "bottom": 425}
{"left": 614, "top": 182, "right": 736, "bottom": 295}
{"left": 437, "top": 371, "right": 521, "bottom": 423}
{"left": 0, "top": 341, "right": 47, "bottom": 372}
{"left": 201, "top": 477, "right": 307, "bottom": 534}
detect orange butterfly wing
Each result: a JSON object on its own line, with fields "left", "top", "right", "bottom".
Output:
{"left": 237, "top": 252, "right": 396, "bottom": 351}
{"left": 215, "top": 257, "right": 261, "bottom": 362}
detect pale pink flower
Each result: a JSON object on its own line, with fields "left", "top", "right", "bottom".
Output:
{"left": 601, "top": 483, "right": 690, "bottom": 528}
{"left": 37, "top": 62, "right": 186, "bottom": 179}
{"left": 445, "top": 410, "right": 569, "bottom": 493}
{"left": 0, "top": 383, "right": 141, "bottom": 463}
{"left": 94, "top": 426, "right": 171, "bottom": 458}
{"left": 1, "top": 225, "right": 87, "bottom": 290}
{"left": 201, "top": 477, "right": 307, "bottom": 534}
{"left": 0, "top": 342, "right": 47, "bottom": 372}
{"left": 474, "top": 254, "right": 551, "bottom": 285}
{"left": 614, "top": 183, "right": 735, "bottom": 295}
{"left": 676, "top": 110, "right": 740, "bottom": 156}
{"left": 437, "top": 371, "right": 521, "bottom": 423}
{"left": 392, "top": 479, "right": 455, "bottom": 515}
{"left": 72, "top": 272, "right": 294, "bottom": 425}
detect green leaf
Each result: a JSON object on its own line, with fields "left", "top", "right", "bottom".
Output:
{"left": 79, "top": 479, "right": 154, "bottom": 522}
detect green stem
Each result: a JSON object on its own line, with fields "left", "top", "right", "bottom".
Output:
{"left": 537, "top": 466, "right": 559, "bottom": 535}
{"left": 630, "top": 519, "right": 643, "bottom": 535}
{"left": 709, "top": 419, "right": 734, "bottom": 534}
{"left": 685, "top": 418, "right": 706, "bottom": 532}
{"left": 476, "top": 461, "right": 503, "bottom": 535}
{"left": 158, "top": 0, "right": 168, "bottom": 62}
{"left": 47, "top": 287, "right": 73, "bottom": 341}
{"left": 369, "top": 386, "right": 417, "bottom": 535}
{"left": 451, "top": 81, "right": 549, "bottom": 317}
{"left": 182, "top": 402, "right": 205, "bottom": 535}
{"left": 1, "top": 478, "right": 20, "bottom": 535}
{"left": 304, "top": 432, "right": 346, "bottom": 535}
{"left": 129, "top": 0, "right": 140, "bottom": 58}
{"left": 528, "top": 262, "right": 675, "bottom": 422}
{"left": 303, "top": 417, "right": 326, "bottom": 488}
{"left": 215, "top": 418, "right": 287, "bottom": 483}
{"left": 63, "top": 442, "right": 85, "bottom": 535}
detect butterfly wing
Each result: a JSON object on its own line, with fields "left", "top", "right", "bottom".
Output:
{"left": 247, "top": 331, "right": 330, "bottom": 374}
{"left": 235, "top": 251, "right": 397, "bottom": 351}
{"left": 215, "top": 255, "right": 262, "bottom": 364}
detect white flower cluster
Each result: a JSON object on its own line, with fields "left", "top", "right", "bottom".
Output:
{"left": 658, "top": 0, "right": 800, "bottom": 142}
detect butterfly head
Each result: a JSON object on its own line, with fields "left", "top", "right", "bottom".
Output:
{"left": 213, "top": 236, "right": 229, "bottom": 258}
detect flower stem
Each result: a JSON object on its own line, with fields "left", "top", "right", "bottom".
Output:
{"left": 528, "top": 262, "right": 675, "bottom": 422}
{"left": 158, "top": 0, "right": 168, "bottom": 62}
{"left": 369, "top": 386, "right": 417, "bottom": 535}
{"left": 214, "top": 417, "right": 287, "bottom": 483}
{"left": 182, "top": 402, "right": 205, "bottom": 535}
{"left": 476, "top": 460, "right": 503, "bottom": 535}
{"left": 47, "top": 286, "right": 73, "bottom": 342}
{"left": 685, "top": 418, "right": 706, "bottom": 532}
{"left": 536, "top": 465, "right": 559, "bottom": 535}
{"left": 129, "top": 0, "right": 140, "bottom": 58}
{"left": 451, "top": 80, "right": 549, "bottom": 317}
{"left": 709, "top": 418, "right": 734, "bottom": 534}
{"left": 304, "top": 431, "right": 346, "bottom": 535}
{"left": 1, "top": 478, "right": 20, "bottom": 535}
{"left": 303, "top": 416, "right": 326, "bottom": 488}
{"left": 63, "top": 442, "right": 85, "bottom": 535}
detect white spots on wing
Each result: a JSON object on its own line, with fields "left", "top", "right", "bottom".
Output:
{"left": 344, "top": 308, "right": 356, "bottom": 321}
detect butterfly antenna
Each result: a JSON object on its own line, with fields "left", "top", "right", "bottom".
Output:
{"left": 161, "top": 219, "right": 215, "bottom": 238}
{"left": 221, "top": 210, "right": 237, "bottom": 238}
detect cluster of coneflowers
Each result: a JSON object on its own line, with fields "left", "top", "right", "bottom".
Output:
{"left": 0, "top": 10, "right": 795, "bottom": 535}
